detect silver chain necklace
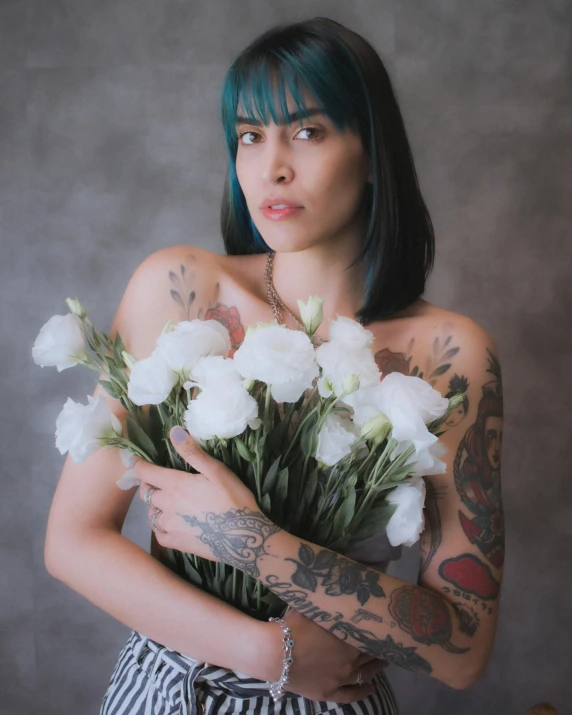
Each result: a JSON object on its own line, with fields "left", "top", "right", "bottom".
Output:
{"left": 265, "top": 250, "right": 330, "bottom": 343}
{"left": 265, "top": 251, "right": 366, "bottom": 344}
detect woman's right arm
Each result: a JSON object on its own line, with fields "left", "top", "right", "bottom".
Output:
{"left": 43, "top": 246, "right": 271, "bottom": 678}
{"left": 43, "top": 246, "right": 385, "bottom": 701}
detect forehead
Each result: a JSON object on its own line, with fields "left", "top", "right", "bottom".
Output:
{"left": 235, "top": 79, "right": 325, "bottom": 126}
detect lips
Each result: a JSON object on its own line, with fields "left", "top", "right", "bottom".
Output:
{"left": 260, "top": 195, "right": 303, "bottom": 209}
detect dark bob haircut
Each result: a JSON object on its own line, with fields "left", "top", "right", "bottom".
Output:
{"left": 219, "top": 17, "right": 435, "bottom": 323}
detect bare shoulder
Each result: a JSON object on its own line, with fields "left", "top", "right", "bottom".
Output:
{"left": 370, "top": 299, "right": 499, "bottom": 390}
{"left": 112, "top": 245, "right": 223, "bottom": 358}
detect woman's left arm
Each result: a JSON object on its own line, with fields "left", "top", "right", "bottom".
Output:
{"left": 140, "top": 320, "right": 504, "bottom": 692}
{"left": 248, "top": 322, "right": 504, "bottom": 691}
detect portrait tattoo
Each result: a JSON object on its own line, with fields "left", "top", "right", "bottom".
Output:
{"left": 454, "top": 349, "right": 504, "bottom": 569}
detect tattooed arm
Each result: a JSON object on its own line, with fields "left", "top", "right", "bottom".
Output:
{"left": 187, "top": 320, "right": 504, "bottom": 691}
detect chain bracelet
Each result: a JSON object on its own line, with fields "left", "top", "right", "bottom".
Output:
{"left": 267, "top": 616, "right": 295, "bottom": 703}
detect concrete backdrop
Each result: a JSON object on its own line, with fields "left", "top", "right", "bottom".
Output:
{"left": 1, "top": 1, "right": 571, "bottom": 713}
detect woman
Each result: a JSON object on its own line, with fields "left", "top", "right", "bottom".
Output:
{"left": 44, "top": 16, "right": 505, "bottom": 714}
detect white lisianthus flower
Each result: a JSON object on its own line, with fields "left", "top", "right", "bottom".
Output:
{"left": 183, "top": 385, "right": 261, "bottom": 441}
{"left": 233, "top": 324, "right": 319, "bottom": 403}
{"left": 342, "top": 372, "right": 450, "bottom": 474}
{"left": 316, "top": 413, "right": 360, "bottom": 466}
{"left": 32, "top": 313, "right": 87, "bottom": 372}
{"left": 315, "top": 341, "right": 380, "bottom": 399}
{"left": 116, "top": 448, "right": 140, "bottom": 490}
{"left": 329, "top": 315, "right": 375, "bottom": 350}
{"left": 186, "top": 356, "right": 244, "bottom": 391}
{"left": 55, "top": 395, "right": 122, "bottom": 463}
{"left": 127, "top": 351, "right": 178, "bottom": 406}
{"left": 359, "top": 412, "right": 392, "bottom": 445}
{"left": 297, "top": 295, "right": 325, "bottom": 336}
{"left": 155, "top": 319, "right": 231, "bottom": 376}
{"left": 386, "top": 477, "right": 426, "bottom": 547}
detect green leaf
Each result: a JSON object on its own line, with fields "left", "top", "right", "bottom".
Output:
{"left": 348, "top": 502, "right": 398, "bottom": 541}
{"left": 126, "top": 416, "right": 158, "bottom": 461}
{"left": 262, "top": 456, "right": 282, "bottom": 496}
{"left": 275, "top": 467, "right": 289, "bottom": 504}
{"left": 234, "top": 436, "right": 255, "bottom": 462}
{"left": 332, "top": 483, "right": 356, "bottom": 535}
{"left": 260, "top": 493, "right": 272, "bottom": 516}
{"left": 112, "top": 331, "right": 127, "bottom": 364}
{"left": 98, "top": 379, "right": 122, "bottom": 400}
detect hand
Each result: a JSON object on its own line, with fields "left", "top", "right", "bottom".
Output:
{"left": 265, "top": 609, "right": 389, "bottom": 704}
{"left": 136, "top": 426, "right": 269, "bottom": 564}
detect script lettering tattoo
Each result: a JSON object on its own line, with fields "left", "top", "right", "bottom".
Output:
{"left": 454, "top": 349, "right": 504, "bottom": 568}
{"left": 169, "top": 262, "right": 196, "bottom": 320}
{"left": 375, "top": 325, "right": 460, "bottom": 387}
{"left": 285, "top": 543, "right": 385, "bottom": 606}
{"left": 178, "top": 508, "right": 280, "bottom": 577}
{"left": 388, "top": 585, "right": 469, "bottom": 654}
{"left": 264, "top": 575, "right": 433, "bottom": 675}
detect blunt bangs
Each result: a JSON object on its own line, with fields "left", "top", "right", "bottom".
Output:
{"left": 219, "top": 18, "right": 435, "bottom": 323}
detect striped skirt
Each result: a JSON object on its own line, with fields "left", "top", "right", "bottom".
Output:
{"left": 100, "top": 629, "right": 399, "bottom": 715}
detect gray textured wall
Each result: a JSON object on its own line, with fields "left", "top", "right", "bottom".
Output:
{"left": 2, "top": 2, "right": 571, "bottom": 714}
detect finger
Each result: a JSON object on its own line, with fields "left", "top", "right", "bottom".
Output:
{"left": 133, "top": 459, "right": 174, "bottom": 490}
{"left": 139, "top": 482, "right": 165, "bottom": 510}
{"left": 170, "top": 426, "right": 216, "bottom": 476}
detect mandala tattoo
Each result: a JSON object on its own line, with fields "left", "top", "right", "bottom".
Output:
{"left": 179, "top": 509, "right": 280, "bottom": 577}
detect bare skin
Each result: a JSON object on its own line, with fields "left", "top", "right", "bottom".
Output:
{"left": 45, "top": 83, "right": 503, "bottom": 699}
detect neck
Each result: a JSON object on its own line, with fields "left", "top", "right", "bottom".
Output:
{"left": 269, "top": 243, "right": 367, "bottom": 330}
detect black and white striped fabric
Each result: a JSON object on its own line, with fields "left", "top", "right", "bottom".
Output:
{"left": 100, "top": 629, "right": 399, "bottom": 714}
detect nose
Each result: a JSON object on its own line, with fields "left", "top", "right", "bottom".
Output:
{"left": 261, "top": 135, "right": 294, "bottom": 185}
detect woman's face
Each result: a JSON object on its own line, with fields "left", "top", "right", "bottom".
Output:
{"left": 484, "top": 415, "right": 503, "bottom": 470}
{"left": 234, "top": 85, "right": 372, "bottom": 254}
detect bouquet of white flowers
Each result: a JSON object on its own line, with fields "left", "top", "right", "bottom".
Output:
{"left": 33, "top": 296, "right": 465, "bottom": 620}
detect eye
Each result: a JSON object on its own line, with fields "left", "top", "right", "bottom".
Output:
{"left": 237, "top": 130, "right": 261, "bottom": 146}
{"left": 296, "top": 126, "right": 322, "bottom": 141}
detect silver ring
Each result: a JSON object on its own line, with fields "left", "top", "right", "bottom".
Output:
{"left": 149, "top": 507, "right": 167, "bottom": 534}
{"left": 144, "top": 485, "right": 160, "bottom": 507}
{"left": 356, "top": 669, "right": 363, "bottom": 686}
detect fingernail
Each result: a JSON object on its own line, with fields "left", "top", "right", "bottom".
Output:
{"left": 171, "top": 426, "right": 187, "bottom": 443}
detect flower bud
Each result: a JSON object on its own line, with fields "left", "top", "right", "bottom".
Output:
{"left": 65, "top": 297, "right": 87, "bottom": 320}
{"left": 359, "top": 413, "right": 392, "bottom": 445}
{"left": 448, "top": 392, "right": 466, "bottom": 410}
{"left": 296, "top": 295, "right": 325, "bottom": 336}
{"left": 341, "top": 373, "right": 360, "bottom": 395}
{"left": 160, "top": 318, "right": 175, "bottom": 335}
{"left": 121, "top": 350, "right": 137, "bottom": 370}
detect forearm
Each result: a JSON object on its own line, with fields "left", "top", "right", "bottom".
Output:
{"left": 254, "top": 528, "right": 483, "bottom": 690}
{"left": 45, "top": 528, "right": 272, "bottom": 680}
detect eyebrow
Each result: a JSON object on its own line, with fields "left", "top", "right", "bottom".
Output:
{"left": 234, "top": 107, "right": 326, "bottom": 127}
